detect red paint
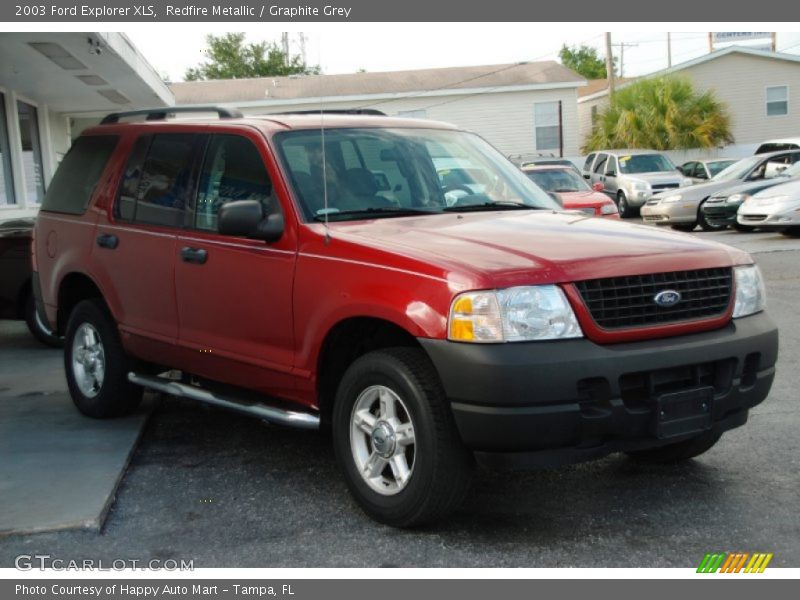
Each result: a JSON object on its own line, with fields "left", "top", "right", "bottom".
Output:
{"left": 34, "top": 116, "right": 755, "bottom": 409}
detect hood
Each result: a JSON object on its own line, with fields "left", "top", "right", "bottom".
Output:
{"left": 559, "top": 190, "right": 612, "bottom": 208}
{"left": 628, "top": 171, "right": 684, "bottom": 184}
{"left": 326, "top": 210, "right": 750, "bottom": 289}
{"left": 653, "top": 179, "right": 732, "bottom": 201}
{"left": 752, "top": 177, "right": 800, "bottom": 198}
{"left": 710, "top": 177, "right": 792, "bottom": 199}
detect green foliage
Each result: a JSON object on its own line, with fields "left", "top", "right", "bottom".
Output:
{"left": 184, "top": 33, "right": 321, "bottom": 81}
{"left": 559, "top": 44, "right": 613, "bottom": 80}
{"left": 584, "top": 76, "right": 734, "bottom": 152}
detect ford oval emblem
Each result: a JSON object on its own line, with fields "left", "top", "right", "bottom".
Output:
{"left": 654, "top": 289, "right": 682, "bottom": 307}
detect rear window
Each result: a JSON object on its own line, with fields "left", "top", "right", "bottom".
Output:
{"left": 40, "top": 135, "right": 118, "bottom": 215}
{"left": 756, "top": 142, "right": 800, "bottom": 154}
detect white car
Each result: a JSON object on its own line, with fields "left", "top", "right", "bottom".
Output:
{"left": 737, "top": 178, "right": 800, "bottom": 236}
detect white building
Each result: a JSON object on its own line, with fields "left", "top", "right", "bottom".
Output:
{"left": 578, "top": 47, "right": 800, "bottom": 157}
{"left": 0, "top": 32, "right": 172, "bottom": 218}
{"left": 170, "top": 62, "right": 586, "bottom": 159}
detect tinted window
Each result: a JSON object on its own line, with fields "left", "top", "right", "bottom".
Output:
{"left": 0, "top": 92, "right": 14, "bottom": 205}
{"left": 583, "top": 153, "right": 596, "bottom": 171}
{"left": 41, "top": 135, "right": 119, "bottom": 215}
{"left": 119, "top": 134, "right": 196, "bottom": 228}
{"left": 115, "top": 136, "right": 151, "bottom": 221}
{"left": 194, "top": 135, "right": 276, "bottom": 232}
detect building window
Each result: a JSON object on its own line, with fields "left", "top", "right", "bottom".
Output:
{"left": 766, "top": 86, "right": 788, "bottom": 117}
{"left": 534, "top": 101, "right": 560, "bottom": 151}
{"left": 0, "top": 93, "right": 15, "bottom": 205}
{"left": 17, "top": 101, "right": 45, "bottom": 204}
{"left": 397, "top": 109, "right": 427, "bottom": 119}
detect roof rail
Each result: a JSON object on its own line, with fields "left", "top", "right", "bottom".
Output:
{"left": 100, "top": 105, "right": 244, "bottom": 125}
{"left": 270, "top": 109, "right": 387, "bottom": 116}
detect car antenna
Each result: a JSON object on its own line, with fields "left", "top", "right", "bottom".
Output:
{"left": 318, "top": 38, "right": 331, "bottom": 245}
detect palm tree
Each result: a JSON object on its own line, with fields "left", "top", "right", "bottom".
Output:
{"left": 584, "top": 76, "right": 734, "bottom": 152}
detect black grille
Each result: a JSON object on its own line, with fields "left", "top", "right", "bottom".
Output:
{"left": 651, "top": 184, "right": 679, "bottom": 192}
{"left": 574, "top": 267, "right": 733, "bottom": 329}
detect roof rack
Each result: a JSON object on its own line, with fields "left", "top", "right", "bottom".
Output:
{"left": 270, "top": 109, "right": 386, "bottom": 116}
{"left": 100, "top": 105, "right": 244, "bottom": 125}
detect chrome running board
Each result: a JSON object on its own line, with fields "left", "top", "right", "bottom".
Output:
{"left": 128, "top": 372, "right": 320, "bottom": 430}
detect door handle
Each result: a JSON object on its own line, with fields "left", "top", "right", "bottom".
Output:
{"left": 96, "top": 233, "right": 119, "bottom": 249}
{"left": 180, "top": 247, "right": 207, "bottom": 264}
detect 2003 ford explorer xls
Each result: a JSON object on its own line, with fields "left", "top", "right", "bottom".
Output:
{"left": 33, "top": 107, "right": 778, "bottom": 527}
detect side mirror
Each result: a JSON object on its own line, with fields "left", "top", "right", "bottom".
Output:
{"left": 676, "top": 166, "right": 685, "bottom": 174}
{"left": 218, "top": 200, "right": 284, "bottom": 242}
{"left": 592, "top": 182, "right": 604, "bottom": 192}
{"left": 605, "top": 170, "right": 616, "bottom": 177}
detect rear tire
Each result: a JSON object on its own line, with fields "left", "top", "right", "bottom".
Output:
{"left": 64, "top": 298, "right": 143, "bottom": 418}
{"left": 332, "top": 347, "right": 473, "bottom": 527}
{"left": 24, "top": 292, "right": 62, "bottom": 347}
{"left": 626, "top": 431, "right": 722, "bottom": 464}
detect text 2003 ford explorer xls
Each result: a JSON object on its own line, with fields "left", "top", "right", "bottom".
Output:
{"left": 33, "top": 107, "right": 778, "bottom": 527}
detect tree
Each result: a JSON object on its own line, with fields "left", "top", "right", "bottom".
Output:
{"left": 559, "top": 44, "right": 614, "bottom": 79}
{"left": 184, "top": 33, "right": 320, "bottom": 81}
{"left": 583, "top": 76, "right": 734, "bottom": 152}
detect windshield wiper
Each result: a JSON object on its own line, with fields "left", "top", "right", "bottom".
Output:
{"left": 443, "top": 201, "right": 538, "bottom": 212}
{"left": 312, "top": 207, "right": 439, "bottom": 221}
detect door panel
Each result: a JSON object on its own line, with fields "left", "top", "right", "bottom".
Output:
{"left": 174, "top": 133, "right": 298, "bottom": 398}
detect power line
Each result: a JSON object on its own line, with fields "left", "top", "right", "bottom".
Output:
{"left": 357, "top": 33, "right": 605, "bottom": 111}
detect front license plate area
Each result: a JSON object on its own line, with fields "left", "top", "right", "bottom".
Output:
{"left": 654, "top": 387, "right": 714, "bottom": 439}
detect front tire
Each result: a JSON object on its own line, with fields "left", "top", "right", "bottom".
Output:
{"left": 670, "top": 222, "right": 696, "bottom": 232}
{"left": 626, "top": 431, "right": 722, "bottom": 464}
{"left": 64, "top": 299, "right": 143, "bottom": 418}
{"left": 616, "top": 191, "right": 635, "bottom": 218}
{"left": 733, "top": 222, "right": 756, "bottom": 233}
{"left": 332, "top": 347, "right": 473, "bottom": 527}
{"left": 699, "top": 204, "right": 727, "bottom": 231}
{"left": 781, "top": 226, "right": 800, "bottom": 237}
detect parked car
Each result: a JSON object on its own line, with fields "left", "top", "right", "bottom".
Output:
{"left": 737, "top": 178, "right": 800, "bottom": 236}
{"left": 581, "top": 150, "right": 692, "bottom": 217}
{"left": 521, "top": 165, "right": 619, "bottom": 218}
{"left": 641, "top": 150, "right": 800, "bottom": 231}
{"left": 34, "top": 106, "right": 778, "bottom": 527}
{"left": 519, "top": 158, "right": 581, "bottom": 175}
{"left": 678, "top": 159, "right": 737, "bottom": 183}
{"left": 702, "top": 161, "right": 800, "bottom": 231}
{"left": 0, "top": 217, "right": 61, "bottom": 346}
{"left": 755, "top": 138, "right": 800, "bottom": 154}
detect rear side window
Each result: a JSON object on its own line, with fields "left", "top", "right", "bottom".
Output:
{"left": 115, "top": 133, "right": 197, "bottom": 228}
{"left": 194, "top": 135, "right": 277, "bottom": 232}
{"left": 40, "top": 135, "right": 118, "bottom": 215}
{"left": 583, "top": 153, "right": 596, "bottom": 171}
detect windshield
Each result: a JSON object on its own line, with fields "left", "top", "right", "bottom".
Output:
{"left": 711, "top": 156, "right": 763, "bottom": 181}
{"left": 275, "top": 128, "right": 559, "bottom": 221}
{"left": 617, "top": 153, "right": 675, "bottom": 174}
{"left": 707, "top": 160, "right": 737, "bottom": 177}
{"left": 524, "top": 168, "right": 591, "bottom": 193}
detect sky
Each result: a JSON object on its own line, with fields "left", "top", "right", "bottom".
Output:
{"left": 123, "top": 25, "right": 800, "bottom": 82}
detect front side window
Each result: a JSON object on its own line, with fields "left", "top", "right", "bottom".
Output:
{"left": 0, "top": 93, "right": 14, "bottom": 205}
{"left": 525, "top": 168, "right": 591, "bottom": 193}
{"left": 115, "top": 133, "right": 197, "bottom": 228}
{"left": 766, "top": 86, "right": 788, "bottom": 116}
{"left": 17, "top": 101, "right": 45, "bottom": 204}
{"left": 275, "top": 127, "right": 559, "bottom": 221}
{"left": 194, "top": 135, "right": 277, "bottom": 231}
{"left": 534, "top": 101, "right": 560, "bottom": 151}
{"left": 583, "top": 153, "right": 596, "bottom": 171}
{"left": 41, "top": 135, "right": 118, "bottom": 215}
{"left": 593, "top": 154, "right": 608, "bottom": 174}
{"left": 606, "top": 156, "right": 618, "bottom": 176}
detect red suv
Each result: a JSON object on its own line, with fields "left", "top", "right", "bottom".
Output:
{"left": 34, "top": 107, "right": 778, "bottom": 527}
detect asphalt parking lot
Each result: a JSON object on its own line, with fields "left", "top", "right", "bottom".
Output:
{"left": 1, "top": 224, "right": 798, "bottom": 568}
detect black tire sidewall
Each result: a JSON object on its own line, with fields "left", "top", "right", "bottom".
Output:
{"left": 617, "top": 191, "right": 629, "bottom": 217}
{"left": 332, "top": 350, "right": 450, "bottom": 524}
{"left": 64, "top": 299, "right": 140, "bottom": 418}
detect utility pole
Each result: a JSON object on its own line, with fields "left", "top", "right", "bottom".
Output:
{"left": 612, "top": 42, "right": 638, "bottom": 77}
{"left": 667, "top": 32, "right": 672, "bottom": 67}
{"left": 605, "top": 32, "right": 615, "bottom": 97}
{"left": 281, "top": 32, "right": 290, "bottom": 66}
{"left": 708, "top": 32, "right": 713, "bottom": 54}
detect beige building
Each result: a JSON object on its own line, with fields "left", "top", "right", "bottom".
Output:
{"left": 578, "top": 47, "right": 800, "bottom": 156}
{"left": 169, "top": 62, "right": 586, "bottom": 159}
